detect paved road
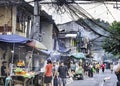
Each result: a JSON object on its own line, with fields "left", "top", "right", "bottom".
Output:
{"left": 66, "top": 69, "right": 117, "bottom": 86}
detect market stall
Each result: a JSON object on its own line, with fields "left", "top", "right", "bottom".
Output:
{"left": 0, "top": 34, "right": 31, "bottom": 74}
{"left": 12, "top": 67, "right": 35, "bottom": 86}
{"left": 70, "top": 52, "right": 86, "bottom": 66}
{"left": 0, "top": 34, "right": 48, "bottom": 86}
{"left": 0, "top": 34, "right": 30, "bottom": 85}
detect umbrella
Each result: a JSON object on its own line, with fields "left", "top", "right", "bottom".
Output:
{"left": 0, "top": 34, "right": 31, "bottom": 75}
{"left": 27, "top": 40, "right": 47, "bottom": 50}
{"left": 0, "top": 34, "right": 30, "bottom": 43}
{"left": 71, "top": 52, "right": 86, "bottom": 59}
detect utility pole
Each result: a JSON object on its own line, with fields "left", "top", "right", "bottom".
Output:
{"left": 31, "top": 0, "right": 40, "bottom": 41}
{"left": 77, "top": 30, "right": 82, "bottom": 52}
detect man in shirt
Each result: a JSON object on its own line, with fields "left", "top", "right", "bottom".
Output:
{"left": 58, "top": 62, "right": 68, "bottom": 86}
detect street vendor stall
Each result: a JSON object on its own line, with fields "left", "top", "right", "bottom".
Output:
{"left": 0, "top": 34, "right": 31, "bottom": 75}
{"left": 12, "top": 67, "right": 35, "bottom": 86}
{"left": 0, "top": 34, "right": 32, "bottom": 85}
{"left": 70, "top": 52, "right": 86, "bottom": 67}
{"left": 0, "top": 34, "right": 49, "bottom": 86}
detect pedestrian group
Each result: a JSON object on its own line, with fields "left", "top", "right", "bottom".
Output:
{"left": 43, "top": 59, "right": 107, "bottom": 86}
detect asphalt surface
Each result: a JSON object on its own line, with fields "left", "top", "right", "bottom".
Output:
{"left": 66, "top": 69, "right": 117, "bottom": 86}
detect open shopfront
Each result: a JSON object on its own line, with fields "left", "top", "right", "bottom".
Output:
{"left": 0, "top": 34, "right": 48, "bottom": 86}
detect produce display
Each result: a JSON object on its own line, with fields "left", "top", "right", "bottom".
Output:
{"left": 17, "top": 61, "right": 25, "bottom": 66}
{"left": 14, "top": 68, "right": 23, "bottom": 72}
{"left": 23, "top": 72, "right": 35, "bottom": 78}
{"left": 14, "top": 68, "right": 35, "bottom": 78}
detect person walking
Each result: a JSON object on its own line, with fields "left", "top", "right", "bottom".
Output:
{"left": 74, "top": 64, "right": 84, "bottom": 80}
{"left": 44, "top": 59, "right": 53, "bottom": 86}
{"left": 84, "top": 63, "right": 89, "bottom": 77}
{"left": 88, "top": 64, "right": 94, "bottom": 77}
{"left": 58, "top": 62, "right": 68, "bottom": 86}
{"left": 53, "top": 62, "right": 59, "bottom": 86}
{"left": 101, "top": 63, "right": 105, "bottom": 73}
{"left": 110, "top": 63, "right": 113, "bottom": 73}
{"left": 1, "top": 61, "right": 7, "bottom": 85}
{"left": 95, "top": 63, "right": 100, "bottom": 73}
{"left": 70, "top": 61, "right": 76, "bottom": 72}
{"left": 70, "top": 61, "right": 76, "bottom": 77}
{"left": 115, "top": 65, "right": 120, "bottom": 86}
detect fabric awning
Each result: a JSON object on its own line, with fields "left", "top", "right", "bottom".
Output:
{"left": 71, "top": 52, "right": 86, "bottom": 59}
{"left": 39, "top": 50, "right": 51, "bottom": 55}
{"left": 65, "top": 34, "right": 77, "bottom": 38}
{"left": 0, "top": 34, "right": 30, "bottom": 43}
{"left": 27, "top": 40, "right": 47, "bottom": 50}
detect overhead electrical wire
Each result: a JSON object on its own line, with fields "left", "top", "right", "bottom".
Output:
{"left": 63, "top": 3, "right": 120, "bottom": 41}
{"left": 23, "top": 0, "right": 120, "bottom": 41}
{"left": 85, "top": 3, "right": 103, "bottom": 10}
{"left": 94, "top": 10, "right": 107, "bottom": 18}
{"left": 103, "top": 2, "right": 116, "bottom": 21}
{"left": 26, "top": 0, "right": 120, "bottom": 5}
{"left": 65, "top": 4, "right": 106, "bottom": 37}
{"left": 38, "top": 0, "right": 120, "bottom": 41}
{"left": 70, "top": 4, "right": 120, "bottom": 36}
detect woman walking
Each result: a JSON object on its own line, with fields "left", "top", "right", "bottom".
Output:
{"left": 101, "top": 63, "right": 105, "bottom": 73}
{"left": 44, "top": 59, "right": 53, "bottom": 86}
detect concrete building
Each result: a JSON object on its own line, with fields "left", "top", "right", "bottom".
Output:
{"left": 57, "top": 21, "right": 90, "bottom": 54}
{"left": 0, "top": 0, "right": 58, "bottom": 50}
{"left": 57, "top": 20, "right": 109, "bottom": 61}
{"left": 0, "top": 0, "right": 59, "bottom": 71}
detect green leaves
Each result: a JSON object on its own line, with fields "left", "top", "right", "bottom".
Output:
{"left": 102, "top": 21, "right": 120, "bottom": 56}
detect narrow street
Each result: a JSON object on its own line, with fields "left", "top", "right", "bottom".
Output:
{"left": 0, "top": 0, "right": 120, "bottom": 86}
{"left": 67, "top": 70, "right": 117, "bottom": 86}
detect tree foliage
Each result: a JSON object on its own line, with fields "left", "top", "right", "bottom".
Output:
{"left": 102, "top": 21, "right": 120, "bottom": 55}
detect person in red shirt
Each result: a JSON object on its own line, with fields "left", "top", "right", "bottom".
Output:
{"left": 101, "top": 63, "right": 105, "bottom": 73}
{"left": 44, "top": 59, "right": 53, "bottom": 86}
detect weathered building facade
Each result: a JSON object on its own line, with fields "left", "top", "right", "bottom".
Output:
{"left": 57, "top": 21, "right": 90, "bottom": 54}
{"left": 0, "top": 0, "right": 59, "bottom": 69}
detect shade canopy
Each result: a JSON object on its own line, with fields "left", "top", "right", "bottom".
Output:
{"left": 0, "top": 34, "right": 30, "bottom": 43}
{"left": 39, "top": 50, "right": 51, "bottom": 55}
{"left": 27, "top": 40, "right": 47, "bottom": 50}
{"left": 71, "top": 52, "right": 86, "bottom": 59}
{"left": 65, "top": 34, "right": 77, "bottom": 38}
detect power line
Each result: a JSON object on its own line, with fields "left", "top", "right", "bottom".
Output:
{"left": 24, "top": 0, "right": 120, "bottom": 41}
{"left": 94, "top": 10, "right": 107, "bottom": 18}
{"left": 85, "top": 3, "right": 103, "bottom": 10}
{"left": 65, "top": 4, "right": 107, "bottom": 37}
{"left": 103, "top": 2, "right": 116, "bottom": 21}
{"left": 63, "top": 4, "right": 120, "bottom": 41}
{"left": 26, "top": 0, "right": 120, "bottom": 5}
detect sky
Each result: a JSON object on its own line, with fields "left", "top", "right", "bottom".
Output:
{"left": 25, "top": 0, "right": 120, "bottom": 24}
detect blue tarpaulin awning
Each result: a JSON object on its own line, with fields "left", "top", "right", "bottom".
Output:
{"left": 0, "top": 34, "right": 31, "bottom": 43}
